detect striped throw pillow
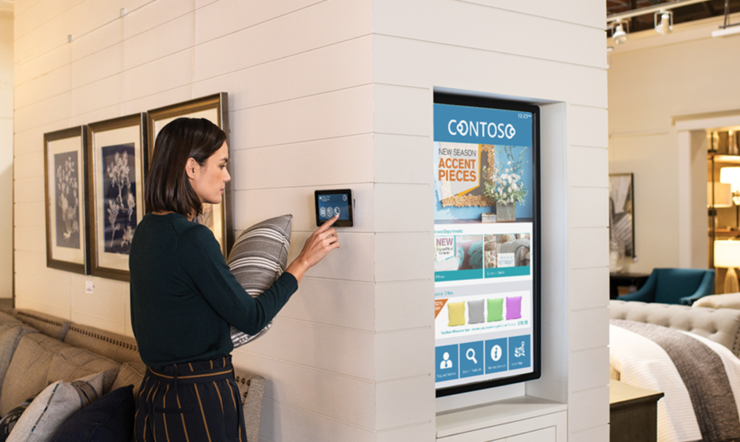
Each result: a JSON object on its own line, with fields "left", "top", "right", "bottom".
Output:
{"left": 227, "top": 215, "right": 292, "bottom": 348}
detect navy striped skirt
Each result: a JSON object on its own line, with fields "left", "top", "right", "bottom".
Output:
{"left": 135, "top": 356, "right": 247, "bottom": 442}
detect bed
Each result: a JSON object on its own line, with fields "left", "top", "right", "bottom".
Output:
{"left": 609, "top": 300, "right": 740, "bottom": 442}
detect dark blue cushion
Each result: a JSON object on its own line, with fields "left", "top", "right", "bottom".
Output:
{"left": 49, "top": 385, "right": 134, "bottom": 442}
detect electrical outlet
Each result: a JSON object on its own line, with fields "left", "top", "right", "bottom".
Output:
{"left": 85, "top": 281, "right": 94, "bottom": 294}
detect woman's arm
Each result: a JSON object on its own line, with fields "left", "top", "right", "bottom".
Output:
{"left": 285, "top": 215, "right": 341, "bottom": 284}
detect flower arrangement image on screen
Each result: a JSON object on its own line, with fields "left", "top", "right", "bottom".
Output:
{"left": 433, "top": 96, "right": 538, "bottom": 394}
{"left": 102, "top": 143, "right": 137, "bottom": 254}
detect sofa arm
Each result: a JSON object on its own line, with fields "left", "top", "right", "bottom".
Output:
{"left": 616, "top": 272, "right": 657, "bottom": 302}
{"left": 234, "top": 369, "right": 265, "bottom": 442}
{"left": 679, "top": 270, "right": 715, "bottom": 306}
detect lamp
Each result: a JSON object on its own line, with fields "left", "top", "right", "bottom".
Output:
{"left": 708, "top": 182, "right": 733, "bottom": 208}
{"left": 613, "top": 22, "right": 628, "bottom": 44}
{"left": 720, "top": 167, "right": 740, "bottom": 205}
{"left": 715, "top": 240, "right": 740, "bottom": 293}
{"left": 655, "top": 10, "right": 673, "bottom": 34}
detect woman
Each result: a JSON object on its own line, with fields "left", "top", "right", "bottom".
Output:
{"left": 130, "top": 117, "right": 339, "bottom": 442}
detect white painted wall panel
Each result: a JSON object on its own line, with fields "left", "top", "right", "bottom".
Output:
{"left": 229, "top": 86, "right": 373, "bottom": 149}
{"left": 569, "top": 424, "right": 610, "bottom": 442}
{"left": 376, "top": 328, "right": 432, "bottom": 381}
{"left": 569, "top": 187, "right": 609, "bottom": 228}
{"left": 15, "top": 92, "right": 72, "bottom": 132}
{"left": 232, "top": 352, "right": 376, "bottom": 429}
{"left": 231, "top": 135, "right": 374, "bottom": 190}
{"left": 194, "top": 0, "right": 324, "bottom": 45}
{"left": 193, "top": 0, "right": 372, "bottom": 81}
{"left": 569, "top": 267, "right": 609, "bottom": 312}
{"left": 376, "top": 375, "right": 434, "bottom": 430}
{"left": 568, "top": 146, "right": 609, "bottom": 188}
{"left": 70, "top": 104, "right": 120, "bottom": 127}
{"left": 14, "top": 45, "right": 69, "bottom": 86}
{"left": 72, "top": 74, "right": 122, "bottom": 116}
{"left": 71, "top": 20, "right": 122, "bottom": 62}
{"left": 245, "top": 317, "right": 376, "bottom": 380}
{"left": 375, "top": 280, "right": 434, "bottom": 332}
{"left": 14, "top": 176, "right": 44, "bottom": 203}
{"left": 193, "top": 36, "right": 373, "bottom": 112}
{"left": 15, "top": 65, "right": 71, "bottom": 109}
{"left": 14, "top": 0, "right": 83, "bottom": 41}
{"left": 374, "top": 184, "right": 432, "bottom": 233}
{"left": 123, "top": 0, "right": 193, "bottom": 39}
{"left": 569, "top": 227, "right": 609, "bottom": 269}
{"left": 458, "top": 0, "right": 604, "bottom": 29}
{"left": 373, "top": 35, "right": 608, "bottom": 109}
{"left": 123, "top": 49, "right": 193, "bottom": 101}
{"left": 568, "top": 347, "right": 609, "bottom": 393}
{"left": 374, "top": 134, "right": 430, "bottom": 184}
{"left": 13, "top": 150, "right": 42, "bottom": 179}
{"left": 569, "top": 106, "right": 609, "bottom": 148}
{"left": 569, "top": 308, "right": 609, "bottom": 352}
{"left": 260, "top": 398, "right": 376, "bottom": 442}
{"left": 375, "top": 84, "right": 430, "bottom": 136}
{"left": 120, "top": 86, "right": 191, "bottom": 115}
{"left": 72, "top": 43, "right": 123, "bottom": 89}
{"left": 377, "top": 422, "right": 435, "bottom": 442}
{"left": 124, "top": 13, "right": 194, "bottom": 70}
{"left": 374, "top": 0, "right": 604, "bottom": 68}
{"left": 279, "top": 278, "right": 376, "bottom": 331}
{"left": 14, "top": 202, "right": 45, "bottom": 227}
{"left": 375, "top": 232, "right": 432, "bottom": 282}
{"left": 14, "top": 225, "right": 45, "bottom": 252}
{"left": 567, "top": 386, "right": 609, "bottom": 433}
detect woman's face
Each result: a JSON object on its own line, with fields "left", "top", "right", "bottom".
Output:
{"left": 188, "top": 142, "right": 230, "bottom": 205}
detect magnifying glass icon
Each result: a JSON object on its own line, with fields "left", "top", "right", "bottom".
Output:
{"left": 466, "top": 348, "right": 477, "bottom": 364}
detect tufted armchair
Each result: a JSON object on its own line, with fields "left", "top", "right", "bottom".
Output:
{"left": 616, "top": 268, "right": 715, "bottom": 306}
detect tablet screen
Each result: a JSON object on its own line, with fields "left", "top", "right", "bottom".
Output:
{"left": 315, "top": 189, "right": 353, "bottom": 226}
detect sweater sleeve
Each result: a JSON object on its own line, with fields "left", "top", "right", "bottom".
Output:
{"left": 177, "top": 225, "right": 298, "bottom": 335}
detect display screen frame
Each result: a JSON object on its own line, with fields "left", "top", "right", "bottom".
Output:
{"left": 315, "top": 189, "right": 354, "bottom": 227}
{"left": 433, "top": 92, "right": 541, "bottom": 398}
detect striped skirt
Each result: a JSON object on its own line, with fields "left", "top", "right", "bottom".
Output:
{"left": 135, "top": 356, "right": 247, "bottom": 442}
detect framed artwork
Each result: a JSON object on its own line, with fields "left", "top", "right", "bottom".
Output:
{"left": 147, "top": 93, "right": 232, "bottom": 256}
{"left": 609, "top": 173, "right": 635, "bottom": 257}
{"left": 44, "top": 127, "right": 90, "bottom": 274}
{"left": 86, "top": 114, "right": 148, "bottom": 281}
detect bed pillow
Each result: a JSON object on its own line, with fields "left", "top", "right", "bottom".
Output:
{"left": 447, "top": 302, "right": 466, "bottom": 327}
{"left": 0, "top": 397, "right": 33, "bottom": 442}
{"left": 468, "top": 300, "right": 485, "bottom": 324}
{"left": 48, "top": 385, "right": 134, "bottom": 442}
{"left": 227, "top": 215, "right": 292, "bottom": 347}
{"left": 506, "top": 296, "right": 523, "bottom": 320}
{"left": 487, "top": 298, "right": 504, "bottom": 322}
{"left": 7, "top": 372, "right": 104, "bottom": 442}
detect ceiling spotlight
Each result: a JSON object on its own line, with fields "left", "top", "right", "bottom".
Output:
{"left": 655, "top": 10, "right": 673, "bottom": 34}
{"left": 613, "top": 23, "right": 628, "bottom": 44}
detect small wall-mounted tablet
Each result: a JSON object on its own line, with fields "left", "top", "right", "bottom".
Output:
{"left": 315, "top": 189, "right": 353, "bottom": 227}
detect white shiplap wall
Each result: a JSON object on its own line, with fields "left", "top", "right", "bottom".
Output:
{"left": 0, "top": 10, "right": 12, "bottom": 300}
{"left": 13, "top": 0, "right": 609, "bottom": 441}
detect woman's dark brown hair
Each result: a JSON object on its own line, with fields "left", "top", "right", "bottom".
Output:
{"left": 145, "top": 117, "right": 227, "bottom": 217}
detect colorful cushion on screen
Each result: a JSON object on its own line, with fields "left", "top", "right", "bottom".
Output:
{"left": 506, "top": 296, "right": 523, "bottom": 320}
{"left": 227, "top": 215, "right": 292, "bottom": 347}
{"left": 467, "top": 300, "right": 485, "bottom": 324}
{"left": 456, "top": 240, "right": 483, "bottom": 270}
{"left": 487, "top": 298, "right": 504, "bottom": 322}
{"left": 447, "top": 302, "right": 466, "bottom": 327}
{"left": 0, "top": 397, "right": 33, "bottom": 442}
{"left": 7, "top": 372, "right": 104, "bottom": 442}
{"left": 48, "top": 385, "right": 134, "bottom": 442}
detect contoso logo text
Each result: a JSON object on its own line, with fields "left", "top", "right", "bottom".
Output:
{"left": 447, "top": 119, "right": 516, "bottom": 139}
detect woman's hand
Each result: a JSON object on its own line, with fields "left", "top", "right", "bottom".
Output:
{"left": 286, "top": 215, "right": 341, "bottom": 284}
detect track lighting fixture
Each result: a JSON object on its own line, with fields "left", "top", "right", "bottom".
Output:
{"left": 654, "top": 10, "right": 673, "bottom": 34}
{"left": 612, "top": 22, "right": 628, "bottom": 44}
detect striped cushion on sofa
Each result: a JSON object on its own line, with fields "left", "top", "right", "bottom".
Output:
{"left": 227, "top": 215, "right": 292, "bottom": 348}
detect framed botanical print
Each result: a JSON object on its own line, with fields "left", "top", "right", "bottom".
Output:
{"left": 147, "top": 93, "right": 232, "bottom": 256}
{"left": 86, "top": 114, "right": 148, "bottom": 281}
{"left": 44, "top": 127, "right": 90, "bottom": 274}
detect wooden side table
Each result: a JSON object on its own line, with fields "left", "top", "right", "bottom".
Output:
{"left": 610, "top": 379, "right": 664, "bottom": 442}
{"left": 610, "top": 273, "right": 650, "bottom": 299}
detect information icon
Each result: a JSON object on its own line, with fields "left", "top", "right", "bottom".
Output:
{"left": 490, "top": 345, "right": 502, "bottom": 362}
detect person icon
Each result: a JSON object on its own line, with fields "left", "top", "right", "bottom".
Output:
{"left": 440, "top": 352, "right": 453, "bottom": 369}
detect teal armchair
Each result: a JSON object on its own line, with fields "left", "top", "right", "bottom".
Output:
{"left": 617, "top": 268, "right": 715, "bottom": 306}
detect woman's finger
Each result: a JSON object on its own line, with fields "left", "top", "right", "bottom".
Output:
{"left": 316, "top": 214, "right": 339, "bottom": 233}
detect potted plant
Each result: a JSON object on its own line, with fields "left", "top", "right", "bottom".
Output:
{"left": 484, "top": 146, "right": 528, "bottom": 222}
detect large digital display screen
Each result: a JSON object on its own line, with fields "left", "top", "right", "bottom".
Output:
{"left": 434, "top": 93, "right": 540, "bottom": 397}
